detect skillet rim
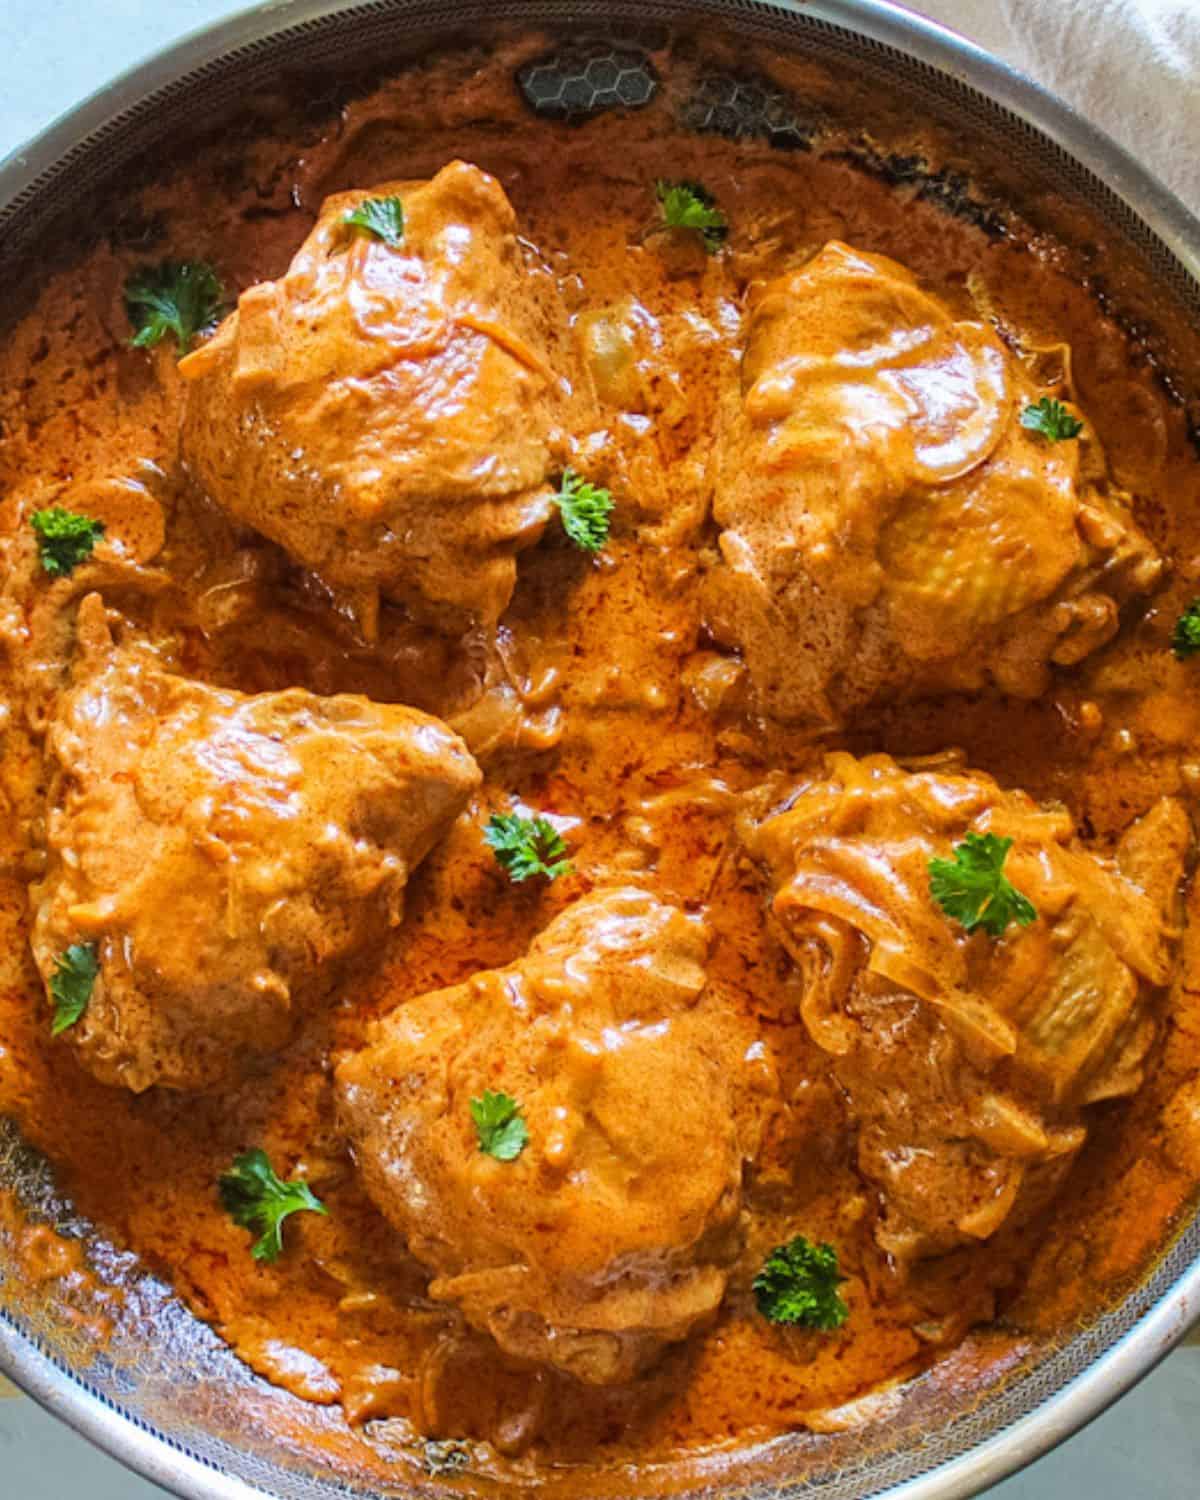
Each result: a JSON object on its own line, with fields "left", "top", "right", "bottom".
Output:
{"left": 0, "top": 3, "right": 1198, "bottom": 1498}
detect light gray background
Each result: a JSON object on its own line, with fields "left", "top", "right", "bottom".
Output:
{"left": 0, "top": 1, "right": 1197, "bottom": 1495}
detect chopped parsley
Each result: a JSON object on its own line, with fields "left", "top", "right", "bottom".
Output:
{"left": 31, "top": 507, "right": 105, "bottom": 578}
{"left": 753, "top": 1235, "right": 849, "bottom": 1330}
{"left": 655, "top": 179, "right": 728, "bottom": 253}
{"left": 929, "top": 832, "right": 1037, "bottom": 938}
{"left": 48, "top": 942, "right": 99, "bottom": 1037}
{"left": 1171, "top": 600, "right": 1200, "bottom": 659}
{"left": 484, "top": 812, "right": 572, "bottom": 883}
{"left": 342, "top": 195, "right": 405, "bottom": 248}
{"left": 125, "top": 260, "right": 224, "bottom": 353}
{"left": 1020, "top": 396, "right": 1083, "bottom": 443}
{"left": 470, "top": 1091, "right": 529, "bottom": 1162}
{"left": 552, "top": 468, "right": 613, "bottom": 553}
{"left": 218, "top": 1149, "right": 327, "bottom": 1264}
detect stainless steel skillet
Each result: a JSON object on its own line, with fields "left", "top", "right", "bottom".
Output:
{"left": 0, "top": 3, "right": 1198, "bottom": 1497}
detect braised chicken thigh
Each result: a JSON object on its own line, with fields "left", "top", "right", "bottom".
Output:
{"left": 30, "top": 593, "right": 480, "bottom": 1091}
{"left": 337, "top": 888, "right": 752, "bottom": 1384}
{"left": 741, "top": 752, "right": 1189, "bottom": 1259}
{"left": 179, "top": 161, "right": 564, "bottom": 634}
{"left": 710, "top": 242, "right": 1163, "bottom": 725}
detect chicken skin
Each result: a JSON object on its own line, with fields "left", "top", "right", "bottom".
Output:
{"left": 179, "top": 160, "right": 563, "bottom": 634}
{"left": 740, "top": 752, "right": 1189, "bottom": 1260}
{"left": 30, "top": 594, "right": 480, "bottom": 1092}
{"left": 337, "top": 888, "right": 750, "bottom": 1384}
{"left": 709, "top": 242, "right": 1163, "bottom": 725}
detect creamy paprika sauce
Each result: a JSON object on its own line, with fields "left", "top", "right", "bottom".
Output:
{"left": 0, "top": 35, "right": 1199, "bottom": 1492}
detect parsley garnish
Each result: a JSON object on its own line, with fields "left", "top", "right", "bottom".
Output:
{"left": 31, "top": 507, "right": 105, "bottom": 578}
{"left": 484, "top": 812, "right": 572, "bottom": 883}
{"left": 125, "top": 260, "right": 224, "bottom": 353}
{"left": 1020, "top": 397, "right": 1083, "bottom": 443}
{"left": 218, "top": 1149, "right": 327, "bottom": 1264}
{"left": 655, "top": 179, "right": 728, "bottom": 253}
{"left": 48, "top": 943, "right": 99, "bottom": 1037}
{"left": 552, "top": 468, "right": 613, "bottom": 553}
{"left": 753, "top": 1235, "right": 849, "bottom": 1330}
{"left": 470, "top": 1091, "right": 529, "bottom": 1162}
{"left": 929, "top": 832, "right": 1037, "bottom": 938}
{"left": 1171, "top": 600, "right": 1200, "bottom": 659}
{"left": 342, "top": 195, "right": 405, "bottom": 248}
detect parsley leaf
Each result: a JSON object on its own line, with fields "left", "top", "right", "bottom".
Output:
{"left": 125, "top": 260, "right": 224, "bottom": 353}
{"left": 343, "top": 195, "right": 405, "bottom": 248}
{"left": 552, "top": 468, "right": 613, "bottom": 553}
{"left": 929, "top": 832, "right": 1037, "bottom": 938}
{"left": 31, "top": 507, "right": 105, "bottom": 578}
{"left": 1020, "top": 397, "right": 1083, "bottom": 443}
{"left": 753, "top": 1235, "right": 849, "bottom": 1330}
{"left": 484, "top": 812, "right": 572, "bottom": 883}
{"left": 470, "top": 1090, "right": 529, "bottom": 1162}
{"left": 48, "top": 943, "right": 99, "bottom": 1037}
{"left": 218, "top": 1149, "right": 327, "bottom": 1263}
{"left": 655, "top": 179, "right": 728, "bottom": 253}
{"left": 1171, "top": 599, "right": 1200, "bottom": 659}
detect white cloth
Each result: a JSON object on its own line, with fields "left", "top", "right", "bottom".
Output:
{"left": 913, "top": 0, "right": 1200, "bottom": 212}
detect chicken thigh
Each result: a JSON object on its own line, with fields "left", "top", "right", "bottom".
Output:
{"left": 179, "top": 160, "right": 564, "bottom": 634}
{"left": 709, "top": 242, "right": 1162, "bottom": 725}
{"left": 30, "top": 594, "right": 480, "bottom": 1091}
{"left": 740, "top": 751, "right": 1188, "bottom": 1259}
{"left": 337, "top": 887, "right": 750, "bottom": 1384}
